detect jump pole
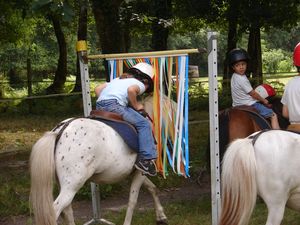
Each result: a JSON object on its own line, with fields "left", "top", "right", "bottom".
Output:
{"left": 87, "top": 48, "right": 201, "bottom": 60}
{"left": 207, "top": 31, "right": 221, "bottom": 225}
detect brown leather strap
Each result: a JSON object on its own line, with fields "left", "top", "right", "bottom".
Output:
{"left": 90, "top": 110, "right": 123, "bottom": 121}
{"left": 53, "top": 118, "right": 78, "bottom": 150}
{"left": 287, "top": 124, "right": 300, "bottom": 133}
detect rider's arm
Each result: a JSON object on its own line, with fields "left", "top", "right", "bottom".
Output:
{"left": 95, "top": 83, "right": 107, "bottom": 97}
{"left": 282, "top": 104, "right": 289, "bottom": 119}
{"left": 249, "top": 90, "right": 269, "bottom": 105}
{"left": 127, "top": 85, "right": 143, "bottom": 111}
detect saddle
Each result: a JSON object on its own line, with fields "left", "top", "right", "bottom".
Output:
{"left": 232, "top": 105, "right": 271, "bottom": 129}
{"left": 89, "top": 110, "right": 139, "bottom": 151}
{"left": 286, "top": 124, "right": 300, "bottom": 133}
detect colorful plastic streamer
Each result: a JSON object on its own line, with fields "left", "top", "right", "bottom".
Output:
{"left": 107, "top": 55, "right": 189, "bottom": 177}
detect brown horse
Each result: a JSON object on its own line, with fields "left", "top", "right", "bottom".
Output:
{"left": 218, "top": 96, "right": 289, "bottom": 161}
{"left": 204, "top": 96, "right": 289, "bottom": 170}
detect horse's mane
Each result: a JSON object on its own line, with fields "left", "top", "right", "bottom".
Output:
{"left": 218, "top": 110, "right": 230, "bottom": 160}
{"left": 142, "top": 94, "right": 178, "bottom": 119}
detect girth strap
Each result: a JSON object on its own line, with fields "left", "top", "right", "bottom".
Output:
{"left": 52, "top": 118, "right": 78, "bottom": 148}
{"left": 249, "top": 129, "right": 270, "bottom": 146}
{"left": 249, "top": 129, "right": 300, "bottom": 146}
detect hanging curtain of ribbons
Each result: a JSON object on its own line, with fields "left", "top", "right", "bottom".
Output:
{"left": 107, "top": 56, "right": 189, "bottom": 178}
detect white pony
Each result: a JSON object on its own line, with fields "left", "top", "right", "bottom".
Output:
{"left": 29, "top": 96, "right": 168, "bottom": 225}
{"left": 219, "top": 129, "right": 300, "bottom": 225}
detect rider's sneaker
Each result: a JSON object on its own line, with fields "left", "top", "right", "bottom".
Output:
{"left": 135, "top": 159, "right": 157, "bottom": 176}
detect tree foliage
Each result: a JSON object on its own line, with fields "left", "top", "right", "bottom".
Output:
{"left": 31, "top": 0, "right": 76, "bottom": 93}
{"left": 210, "top": 0, "right": 299, "bottom": 82}
{"left": 0, "top": 0, "right": 299, "bottom": 96}
{"left": 0, "top": 1, "right": 34, "bottom": 46}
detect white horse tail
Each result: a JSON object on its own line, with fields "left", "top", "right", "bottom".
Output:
{"left": 219, "top": 138, "right": 257, "bottom": 225}
{"left": 30, "top": 131, "right": 58, "bottom": 225}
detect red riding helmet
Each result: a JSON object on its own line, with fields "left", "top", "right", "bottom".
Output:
{"left": 293, "top": 42, "right": 300, "bottom": 67}
{"left": 255, "top": 84, "right": 276, "bottom": 99}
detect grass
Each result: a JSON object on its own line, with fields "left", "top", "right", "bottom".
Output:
{"left": 73, "top": 197, "right": 300, "bottom": 225}
{"left": 97, "top": 196, "right": 212, "bottom": 225}
{"left": 0, "top": 163, "right": 30, "bottom": 216}
{"left": 0, "top": 114, "right": 71, "bottom": 153}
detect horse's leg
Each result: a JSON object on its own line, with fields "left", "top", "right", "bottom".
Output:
{"left": 265, "top": 203, "right": 285, "bottom": 225}
{"left": 259, "top": 179, "right": 287, "bottom": 225}
{"left": 259, "top": 183, "right": 287, "bottom": 225}
{"left": 123, "top": 171, "right": 146, "bottom": 225}
{"left": 53, "top": 188, "right": 77, "bottom": 221}
{"left": 143, "top": 177, "right": 168, "bottom": 225}
{"left": 53, "top": 170, "right": 92, "bottom": 223}
{"left": 61, "top": 204, "right": 76, "bottom": 225}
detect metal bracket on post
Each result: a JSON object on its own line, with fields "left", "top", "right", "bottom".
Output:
{"left": 77, "top": 41, "right": 92, "bottom": 117}
{"left": 77, "top": 40, "right": 114, "bottom": 225}
{"left": 207, "top": 32, "right": 221, "bottom": 225}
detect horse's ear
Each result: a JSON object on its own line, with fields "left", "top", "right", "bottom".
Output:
{"left": 143, "top": 93, "right": 153, "bottom": 101}
{"left": 145, "top": 93, "right": 153, "bottom": 97}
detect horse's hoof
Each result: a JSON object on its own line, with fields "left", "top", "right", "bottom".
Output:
{"left": 156, "top": 219, "right": 168, "bottom": 225}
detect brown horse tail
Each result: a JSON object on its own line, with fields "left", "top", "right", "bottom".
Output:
{"left": 219, "top": 138, "right": 257, "bottom": 225}
{"left": 29, "top": 131, "right": 58, "bottom": 225}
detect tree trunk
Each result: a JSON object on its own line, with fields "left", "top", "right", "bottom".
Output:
{"left": 222, "top": 0, "right": 239, "bottom": 96}
{"left": 91, "top": 0, "right": 125, "bottom": 81}
{"left": 27, "top": 58, "right": 32, "bottom": 97}
{"left": 27, "top": 57, "right": 33, "bottom": 112}
{"left": 73, "top": 0, "right": 88, "bottom": 93}
{"left": 247, "top": 25, "right": 262, "bottom": 86}
{"left": 151, "top": 0, "right": 172, "bottom": 50}
{"left": 223, "top": 0, "right": 239, "bottom": 79}
{"left": 46, "top": 14, "right": 67, "bottom": 94}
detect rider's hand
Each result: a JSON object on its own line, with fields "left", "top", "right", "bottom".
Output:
{"left": 262, "top": 99, "right": 272, "bottom": 108}
{"left": 263, "top": 99, "right": 269, "bottom": 105}
{"left": 134, "top": 103, "right": 144, "bottom": 111}
{"left": 138, "top": 109, "right": 147, "bottom": 117}
{"left": 265, "top": 103, "right": 272, "bottom": 108}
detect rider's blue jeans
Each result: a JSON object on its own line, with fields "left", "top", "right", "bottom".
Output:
{"left": 96, "top": 99, "right": 157, "bottom": 160}
{"left": 251, "top": 102, "right": 274, "bottom": 118}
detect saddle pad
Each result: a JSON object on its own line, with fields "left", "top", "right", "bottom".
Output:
{"left": 89, "top": 115, "right": 139, "bottom": 151}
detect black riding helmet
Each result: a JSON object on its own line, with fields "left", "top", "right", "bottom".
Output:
{"left": 227, "top": 48, "right": 250, "bottom": 66}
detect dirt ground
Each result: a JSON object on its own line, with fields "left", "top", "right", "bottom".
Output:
{"left": 0, "top": 151, "right": 211, "bottom": 225}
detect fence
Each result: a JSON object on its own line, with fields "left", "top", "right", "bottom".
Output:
{"left": 0, "top": 73, "right": 294, "bottom": 103}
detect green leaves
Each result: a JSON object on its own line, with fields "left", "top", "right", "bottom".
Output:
{"left": 32, "top": 0, "right": 75, "bottom": 22}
